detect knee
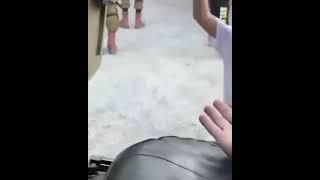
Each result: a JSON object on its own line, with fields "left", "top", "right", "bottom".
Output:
{"left": 121, "top": 0, "right": 130, "bottom": 9}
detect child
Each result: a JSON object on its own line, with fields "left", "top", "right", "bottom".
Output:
{"left": 193, "top": 0, "right": 232, "bottom": 158}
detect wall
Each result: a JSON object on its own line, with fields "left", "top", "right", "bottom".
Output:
{"left": 88, "top": 0, "right": 103, "bottom": 80}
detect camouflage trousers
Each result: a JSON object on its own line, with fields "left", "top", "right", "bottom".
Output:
{"left": 106, "top": 1, "right": 119, "bottom": 32}
{"left": 121, "top": 0, "right": 144, "bottom": 9}
{"left": 106, "top": 0, "right": 144, "bottom": 32}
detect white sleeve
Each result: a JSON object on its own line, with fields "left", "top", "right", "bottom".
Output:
{"left": 211, "top": 19, "right": 232, "bottom": 62}
{"left": 210, "top": 19, "right": 233, "bottom": 105}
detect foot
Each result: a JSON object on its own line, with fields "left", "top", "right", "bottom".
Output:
{"left": 134, "top": 12, "right": 145, "bottom": 29}
{"left": 107, "top": 32, "right": 118, "bottom": 54}
{"left": 119, "top": 11, "right": 129, "bottom": 29}
{"left": 199, "top": 100, "right": 232, "bottom": 159}
{"left": 107, "top": 46, "right": 117, "bottom": 54}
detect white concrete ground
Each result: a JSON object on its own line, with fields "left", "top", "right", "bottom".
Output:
{"left": 88, "top": 0, "right": 224, "bottom": 159}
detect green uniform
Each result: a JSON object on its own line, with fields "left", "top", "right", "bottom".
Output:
{"left": 106, "top": 1, "right": 119, "bottom": 32}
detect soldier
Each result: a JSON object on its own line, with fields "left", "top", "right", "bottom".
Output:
{"left": 106, "top": 0, "right": 120, "bottom": 54}
{"left": 105, "top": 0, "right": 144, "bottom": 54}
{"left": 119, "top": 0, "right": 145, "bottom": 29}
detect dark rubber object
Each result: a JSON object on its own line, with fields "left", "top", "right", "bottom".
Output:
{"left": 103, "top": 136, "right": 232, "bottom": 180}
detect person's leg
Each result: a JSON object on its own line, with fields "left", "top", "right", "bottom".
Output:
{"left": 119, "top": 0, "right": 130, "bottom": 28}
{"left": 134, "top": 0, "right": 145, "bottom": 29}
{"left": 106, "top": 1, "right": 119, "bottom": 54}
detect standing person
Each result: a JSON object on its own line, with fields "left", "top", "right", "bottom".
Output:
{"left": 194, "top": 0, "right": 232, "bottom": 158}
{"left": 105, "top": 0, "right": 120, "bottom": 54}
{"left": 193, "top": 0, "right": 232, "bottom": 106}
{"left": 105, "top": 0, "right": 145, "bottom": 54}
{"left": 119, "top": 0, "right": 145, "bottom": 29}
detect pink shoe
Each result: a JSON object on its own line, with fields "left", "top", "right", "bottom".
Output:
{"left": 108, "top": 32, "right": 118, "bottom": 54}
{"left": 134, "top": 12, "right": 145, "bottom": 29}
{"left": 119, "top": 11, "right": 130, "bottom": 29}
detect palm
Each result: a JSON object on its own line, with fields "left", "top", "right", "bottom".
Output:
{"left": 199, "top": 100, "right": 232, "bottom": 159}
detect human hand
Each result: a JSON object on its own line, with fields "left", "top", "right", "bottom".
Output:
{"left": 199, "top": 100, "right": 232, "bottom": 159}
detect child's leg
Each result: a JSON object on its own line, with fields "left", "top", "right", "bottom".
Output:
{"left": 106, "top": 2, "right": 119, "bottom": 54}
{"left": 119, "top": 0, "right": 130, "bottom": 28}
{"left": 134, "top": 0, "right": 145, "bottom": 29}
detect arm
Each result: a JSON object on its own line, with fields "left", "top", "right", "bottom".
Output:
{"left": 193, "top": 0, "right": 218, "bottom": 38}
